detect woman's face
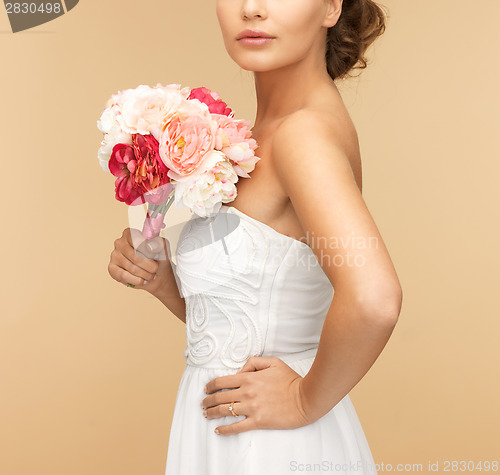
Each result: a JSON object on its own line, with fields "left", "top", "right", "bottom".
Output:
{"left": 216, "top": 0, "right": 339, "bottom": 73}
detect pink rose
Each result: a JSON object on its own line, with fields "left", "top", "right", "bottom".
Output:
{"left": 109, "top": 134, "right": 171, "bottom": 206}
{"left": 188, "top": 86, "right": 232, "bottom": 116}
{"left": 159, "top": 113, "right": 216, "bottom": 178}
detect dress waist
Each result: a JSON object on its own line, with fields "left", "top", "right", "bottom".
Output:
{"left": 184, "top": 346, "right": 319, "bottom": 370}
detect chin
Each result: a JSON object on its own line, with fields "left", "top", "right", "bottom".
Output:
{"left": 238, "top": 63, "right": 273, "bottom": 73}
{"left": 229, "top": 51, "right": 283, "bottom": 73}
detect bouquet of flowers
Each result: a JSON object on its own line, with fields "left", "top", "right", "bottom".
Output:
{"left": 97, "top": 83, "right": 261, "bottom": 239}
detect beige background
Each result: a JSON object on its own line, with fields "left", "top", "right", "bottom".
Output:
{"left": 1, "top": 1, "right": 499, "bottom": 473}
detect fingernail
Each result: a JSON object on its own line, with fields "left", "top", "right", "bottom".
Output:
{"left": 214, "top": 428, "right": 219, "bottom": 435}
{"left": 203, "top": 410, "right": 207, "bottom": 417}
{"left": 147, "top": 241, "right": 161, "bottom": 252}
{"left": 144, "top": 280, "right": 148, "bottom": 285}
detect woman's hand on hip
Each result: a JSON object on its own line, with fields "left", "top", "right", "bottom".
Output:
{"left": 201, "top": 356, "right": 315, "bottom": 436}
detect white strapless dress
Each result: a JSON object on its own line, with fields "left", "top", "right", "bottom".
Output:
{"left": 164, "top": 204, "right": 377, "bottom": 475}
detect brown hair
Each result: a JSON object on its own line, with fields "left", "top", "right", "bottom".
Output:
{"left": 326, "top": 0, "right": 388, "bottom": 81}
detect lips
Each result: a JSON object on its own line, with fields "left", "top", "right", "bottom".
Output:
{"left": 236, "top": 29, "right": 275, "bottom": 40}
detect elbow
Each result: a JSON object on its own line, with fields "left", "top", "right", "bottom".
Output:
{"left": 354, "top": 283, "right": 403, "bottom": 327}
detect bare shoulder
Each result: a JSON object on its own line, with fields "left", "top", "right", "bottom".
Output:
{"left": 271, "top": 108, "right": 361, "bottom": 194}
{"left": 271, "top": 108, "right": 362, "bottom": 193}
{"left": 275, "top": 107, "right": 355, "bottom": 139}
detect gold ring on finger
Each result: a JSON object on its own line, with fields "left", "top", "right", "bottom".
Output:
{"left": 228, "top": 402, "right": 239, "bottom": 417}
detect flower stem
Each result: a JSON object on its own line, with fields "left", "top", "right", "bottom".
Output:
{"left": 149, "top": 191, "right": 175, "bottom": 218}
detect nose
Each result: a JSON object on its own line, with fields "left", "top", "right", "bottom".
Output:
{"left": 241, "top": 0, "right": 267, "bottom": 20}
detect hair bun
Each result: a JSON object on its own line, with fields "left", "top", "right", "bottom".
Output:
{"left": 326, "top": 0, "right": 388, "bottom": 80}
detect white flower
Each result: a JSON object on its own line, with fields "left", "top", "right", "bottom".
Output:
{"left": 170, "top": 150, "right": 239, "bottom": 217}
{"left": 164, "top": 94, "right": 211, "bottom": 127}
{"left": 223, "top": 142, "right": 261, "bottom": 178}
{"left": 115, "top": 85, "right": 184, "bottom": 140}
{"left": 97, "top": 106, "right": 120, "bottom": 135}
{"left": 97, "top": 141, "right": 114, "bottom": 172}
{"left": 155, "top": 83, "right": 192, "bottom": 101}
{"left": 97, "top": 99, "right": 128, "bottom": 169}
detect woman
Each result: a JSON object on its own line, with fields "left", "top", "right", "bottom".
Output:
{"left": 108, "top": 0, "right": 402, "bottom": 473}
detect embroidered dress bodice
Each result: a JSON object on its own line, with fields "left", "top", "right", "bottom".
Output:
{"left": 175, "top": 204, "right": 334, "bottom": 370}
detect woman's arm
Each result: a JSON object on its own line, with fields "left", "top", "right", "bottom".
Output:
{"left": 137, "top": 235, "right": 187, "bottom": 324}
{"left": 108, "top": 228, "right": 187, "bottom": 324}
{"left": 272, "top": 110, "right": 403, "bottom": 423}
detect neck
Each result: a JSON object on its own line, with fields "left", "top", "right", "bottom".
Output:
{"left": 252, "top": 41, "right": 336, "bottom": 129}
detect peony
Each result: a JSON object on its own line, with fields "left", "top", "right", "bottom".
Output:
{"left": 214, "top": 116, "right": 254, "bottom": 147}
{"left": 155, "top": 83, "right": 192, "bottom": 101}
{"left": 188, "top": 86, "right": 233, "bottom": 117}
{"left": 131, "top": 134, "right": 173, "bottom": 204}
{"left": 213, "top": 115, "right": 260, "bottom": 177}
{"left": 97, "top": 132, "right": 134, "bottom": 172}
{"left": 170, "top": 150, "right": 238, "bottom": 217}
{"left": 108, "top": 143, "right": 142, "bottom": 205}
{"left": 98, "top": 137, "right": 127, "bottom": 172}
{"left": 108, "top": 134, "right": 171, "bottom": 206}
{"left": 223, "top": 141, "right": 261, "bottom": 178}
{"left": 159, "top": 105, "right": 218, "bottom": 178}
{"left": 97, "top": 105, "right": 121, "bottom": 135}
{"left": 161, "top": 94, "right": 211, "bottom": 128}
{"left": 115, "top": 85, "right": 184, "bottom": 141}
{"left": 97, "top": 103, "right": 133, "bottom": 171}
